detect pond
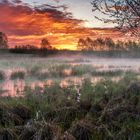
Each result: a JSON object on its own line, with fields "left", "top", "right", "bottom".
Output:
{"left": 0, "top": 57, "right": 140, "bottom": 96}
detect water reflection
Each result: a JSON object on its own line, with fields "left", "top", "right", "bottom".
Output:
{"left": 0, "top": 76, "right": 122, "bottom": 97}
{"left": 0, "top": 80, "right": 25, "bottom": 97}
{"left": 0, "top": 60, "right": 140, "bottom": 97}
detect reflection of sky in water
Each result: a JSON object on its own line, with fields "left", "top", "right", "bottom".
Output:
{"left": 0, "top": 76, "right": 125, "bottom": 97}
{"left": 0, "top": 58, "right": 140, "bottom": 97}
{"left": 0, "top": 80, "right": 25, "bottom": 97}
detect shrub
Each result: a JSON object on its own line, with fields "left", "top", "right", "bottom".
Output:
{"left": 48, "top": 64, "right": 71, "bottom": 77}
{"left": 0, "top": 71, "right": 5, "bottom": 81}
{"left": 10, "top": 71, "right": 25, "bottom": 80}
{"left": 91, "top": 70, "right": 124, "bottom": 77}
{"left": 72, "top": 65, "right": 94, "bottom": 76}
{"left": 28, "top": 66, "right": 42, "bottom": 77}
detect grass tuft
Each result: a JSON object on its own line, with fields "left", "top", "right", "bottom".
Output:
{"left": 10, "top": 71, "right": 25, "bottom": 80}
{"left": 0, "top": 71, "right": 5, "bottom": 81}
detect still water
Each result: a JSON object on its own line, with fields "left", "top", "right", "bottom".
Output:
{"left": 0, "top": 58, "right": 140, "bottom": 96}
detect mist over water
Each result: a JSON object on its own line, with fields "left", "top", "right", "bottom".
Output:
{"left": 0, "top": 54, "right": 139, "bottom": 97}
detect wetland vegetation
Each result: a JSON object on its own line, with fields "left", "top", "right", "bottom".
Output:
{"left": 0, "top": 54, "right": 140, "bottom": 140}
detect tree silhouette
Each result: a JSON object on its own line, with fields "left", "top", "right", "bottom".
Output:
{"left": 86, "top": 37, "right": 96, "bottom": 50}
{"left": 0, "top": 32, "right": 8, "bottom": 49}
{"left": 77, "top": 38, "right": 87, "bottom": 50}
{"left": 104, "top": 38, "right": 115, "bottom": 50}
{"left": 92, "top": 0, "right": 140, "bottom": 36}
{"left": 77, "top": 37, "right": 140, "bottom": 51}
{"left": 41, "top": 39, "right": 52, "bottom": 50}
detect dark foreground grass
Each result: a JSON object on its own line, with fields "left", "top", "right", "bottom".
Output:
{"left": 0, "top": 73, "right": 140, "bottom": 140}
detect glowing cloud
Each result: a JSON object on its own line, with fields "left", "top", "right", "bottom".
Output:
{"left": 0, "top": 0, "right": 91, "bottom": 49}
{"left": 0, "top": 0, "right": 127, "bottom": 50}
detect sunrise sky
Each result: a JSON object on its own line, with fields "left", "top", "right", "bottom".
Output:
{"left": 0, "top": 0, "right": 124, "bottom": 50}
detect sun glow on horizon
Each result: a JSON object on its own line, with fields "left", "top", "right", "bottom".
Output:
{"left": 55, "top": 44, "right": 77, "bottom": 50}
{"left": 0, "top": 0, "right": 130, "bottom": 50}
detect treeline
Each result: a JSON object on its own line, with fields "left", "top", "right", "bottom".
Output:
{"left": 9, "top": 38, "right": 58, "bottom": 56}
{"left": 9, "top": 45, "right": 58, "bottom": 56}
{"left": 77, "top": 37, "right": 140, "bottom": 51}
{"left": 0, "top": 32, "right": 8, "bottom": 48}
{"left": 0, "top": 33, "right": 58, "bottom": 56}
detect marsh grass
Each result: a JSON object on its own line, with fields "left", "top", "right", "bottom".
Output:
{"left": 28, "top": 66, "right": 42, "bottom": 77}
{"left": 0, "top": 71, "right": 5, "bottom": 81}
{"left": 48, "top": 64, "right": 71, "bottom": 77}
{"left": 91, "top": 70, "right": 124, "bottom": 77}
{"left": 10, "top": 71, "right": 26, "bottom": 80}
{"left": 71, "top": 65, "right": 94, "bottom": 76}
{"left": 1, "top": 72, "right": 140, "bottom": 140}
{"left": 8, "top": 64, "right": 134, "bottom": 81}
{"left": 0, "top": 88, "right": 8, "bottom": 95}
{"left": 28, "top": 64, "right": 72, "bottom": 80}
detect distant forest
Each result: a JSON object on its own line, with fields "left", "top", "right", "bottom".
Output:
{"left": 0, "top": 32, "right": 140, "bottom": 56}
{"left": 77, "top": 37, "right": 140, "bottom": 51}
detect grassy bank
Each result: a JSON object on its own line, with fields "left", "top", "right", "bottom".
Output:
{"left": 0, "top": 63, "right": 138, "bottom": 82}
{"left": 0, "top": 73, "right": 140, "bottom": 140}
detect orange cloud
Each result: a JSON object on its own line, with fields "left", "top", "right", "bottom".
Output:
{"left": 0, "top": 1, "right": 129, "bottom": 50}
{"left": 0, "top": 1, "right": 93, "bottom": 49}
